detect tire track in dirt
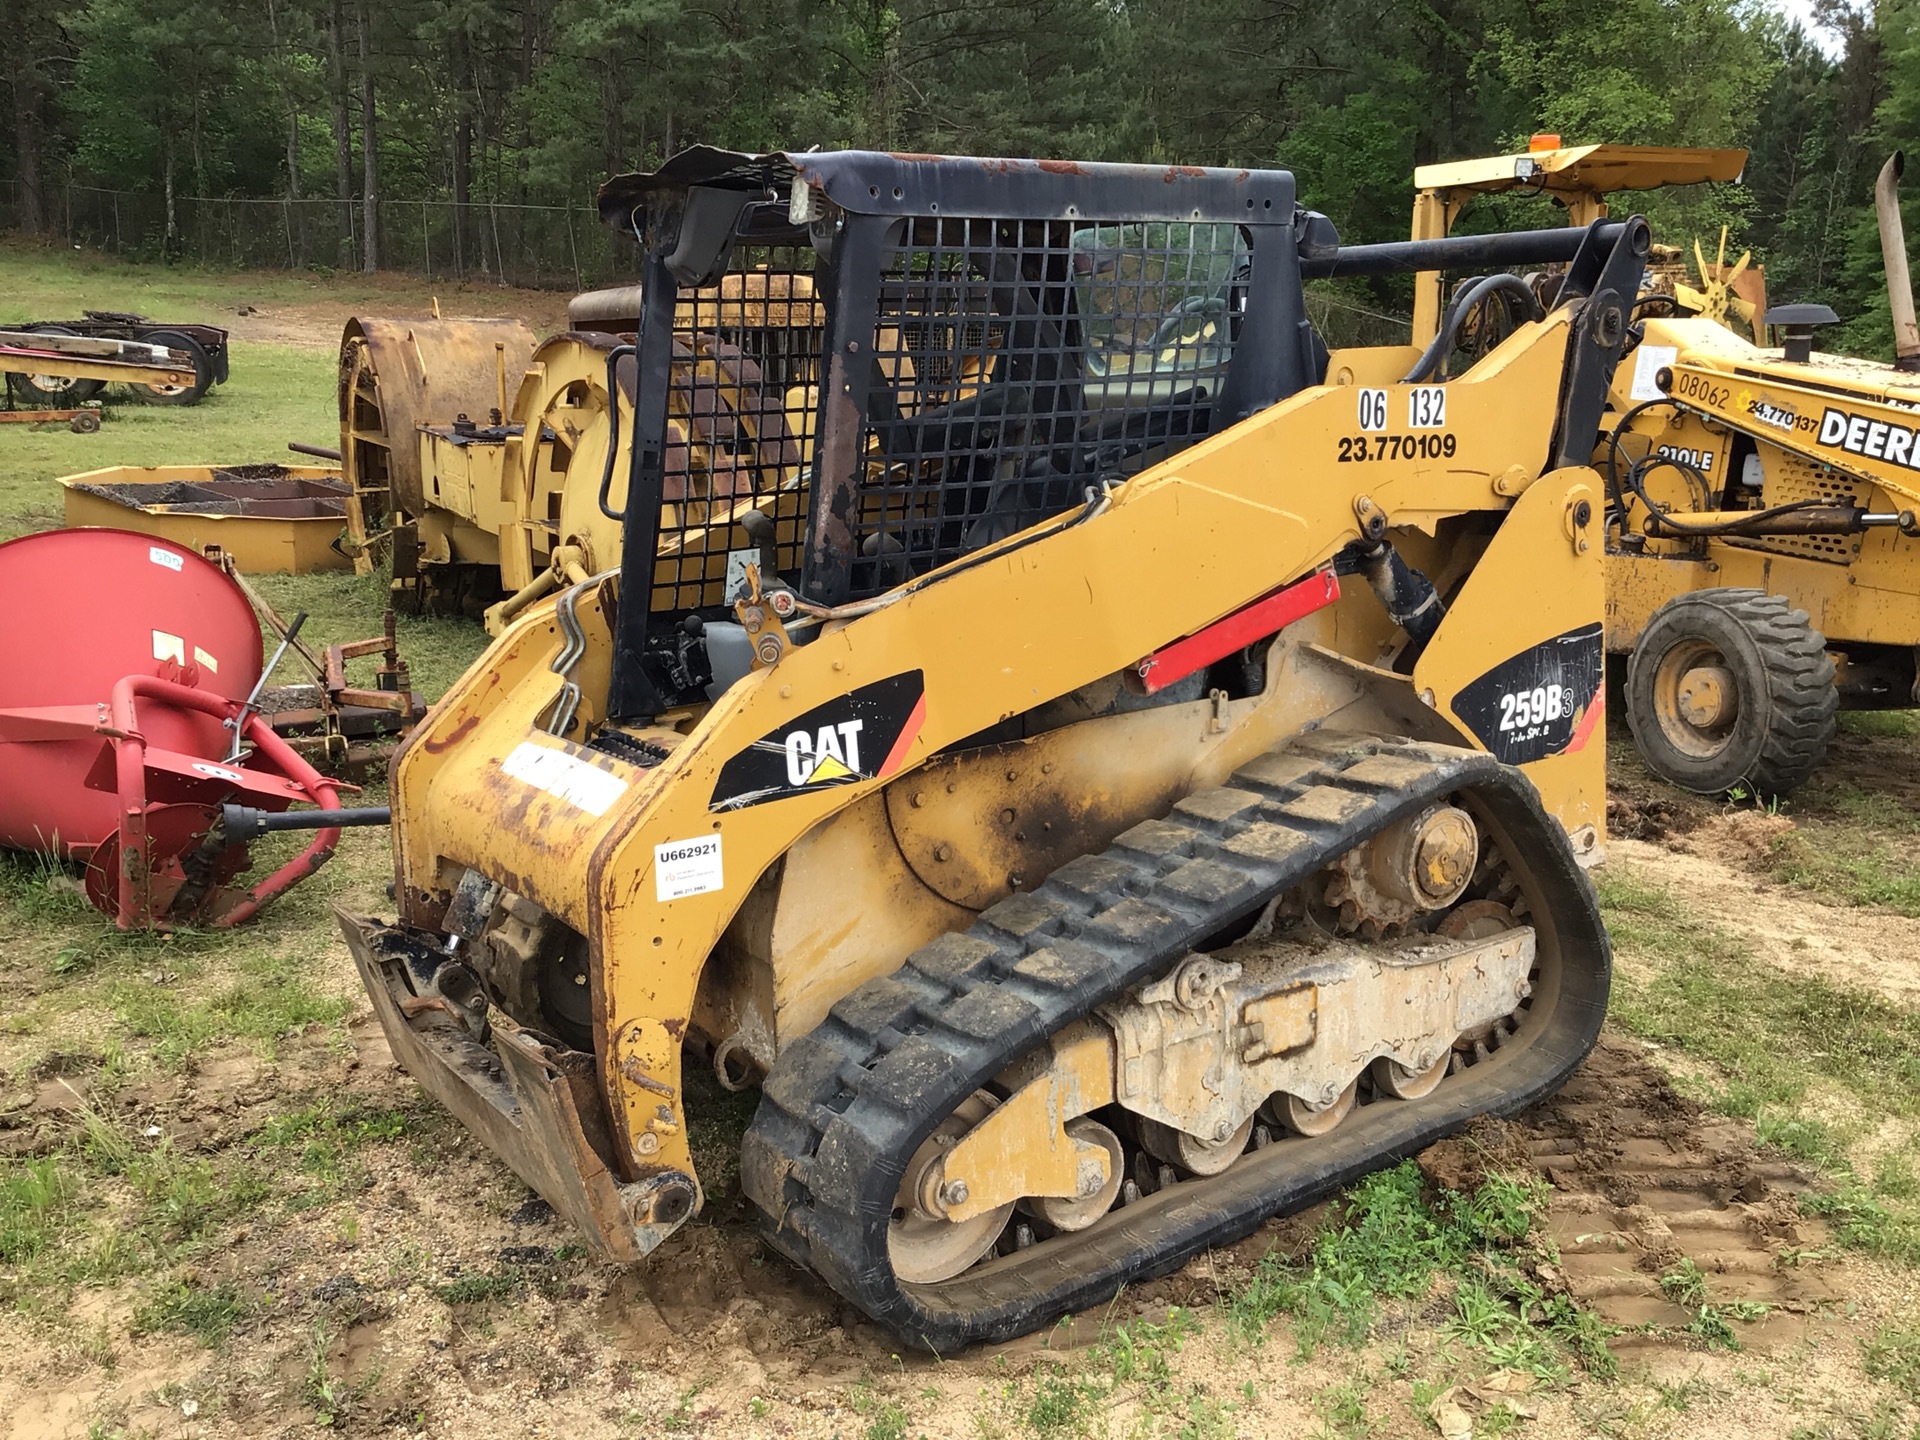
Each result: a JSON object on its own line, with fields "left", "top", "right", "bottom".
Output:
{"left": 1422, "top": 1036, "right": 1837, "bottom": 1353}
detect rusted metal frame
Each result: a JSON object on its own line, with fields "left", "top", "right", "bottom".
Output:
{"left": 599, "top": 150, "right": 1297, "bottom": 228}
{"left": 103, "top": 675, "right": 342, "bottom": 929}
{"left": 342, "top": 915, "right": 660, "bottom": 1263}
{"left": 0, "top": 349, "right": 197, "bottom": 388}
{"left": 24, "top": 317, "right": 230, "bottom": 380}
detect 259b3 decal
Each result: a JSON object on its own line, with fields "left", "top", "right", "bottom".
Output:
{"left": 1450, "top": 623, "right": 1604, "bottom": 766}
{"left": 709, "top": 670, "right": 927, "bottom": 811}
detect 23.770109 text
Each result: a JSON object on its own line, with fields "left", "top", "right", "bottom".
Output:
{"left": 1337, "top": 432, "right": 1458, "bottom": 462}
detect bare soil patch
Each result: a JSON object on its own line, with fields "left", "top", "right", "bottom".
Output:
{"left": 1611, "top": 832, "right": 1920, "bottom": 1007}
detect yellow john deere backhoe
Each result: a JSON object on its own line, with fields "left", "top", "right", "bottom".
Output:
{"left": 1410, "top": 139, "right": 1920, "bottom": 796}
{"left": 336, "top": 148, "right": 1639, "bottom": 1349}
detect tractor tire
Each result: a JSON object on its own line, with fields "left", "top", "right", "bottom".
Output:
{"left": 8, "top": 327, "right": 106, "bottom": 406}
{"left": 132, "top": 329, "right": 213, "bottom": 405}
{"left": 1625, "top": 588, "right": 1837, "bottom": 799}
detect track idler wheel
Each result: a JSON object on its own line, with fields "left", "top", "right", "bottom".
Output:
{"left": 887, "top": 1092, "right": 1015, "bottom": 1284}
{"left": 1372, "top": 1054, "right": 1449, "bottom": 1100}
{"left": 1138, "top": 1113, "right": 1256, "bottom": 1177}
{"left": 1029, "top": 1118, "right": 1125, "bottom": 1232}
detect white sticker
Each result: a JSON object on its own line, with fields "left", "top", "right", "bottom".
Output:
{"left": 1356, "top": 387, "right": 1388, "bottom": 431}
{"left": 655, "top": 834, "right": 725, "bottom": 902}
{"left": 1407, "top": 386, "right": 1447, "bottom": 429}
{"left": 192, "top": 646, "right": 219, "bottom": 673}
{"left": 1629, "top": 344, "right": 1677, "bottom": 403}
{"left": 149, "top": 546, "right": 184, "bottom": 572}
{"left": 499, "top": 741, "right": 630, "bottom": 817}
{"left": 723, "top": 547, "right": 757, "bottom": 604}
{"left": 151, "top": 630, "right": 186, "bottom": 665}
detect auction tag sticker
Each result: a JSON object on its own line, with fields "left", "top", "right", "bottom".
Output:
{"left": 149, "top": 546, "right": 184, "bottom": 572}
{"left": 655, "top": 834, "right": 724, "bottom": 902}
{"left": 1629, "top": 344, "right": 1677, "bottom": 403}
{"left": 500, "top": 741, "right": 629, "bottom": 817}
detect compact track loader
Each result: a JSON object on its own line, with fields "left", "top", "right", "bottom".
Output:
{"left": 336, "top": 149, "right": 1637, "bottom": 1349}
{"left": 1410, "top": 140, "right": 1920, "bottom": 797}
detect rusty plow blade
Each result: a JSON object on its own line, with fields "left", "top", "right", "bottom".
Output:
{"left": 336, "top": 910, "right": 699, "bottom": 1259}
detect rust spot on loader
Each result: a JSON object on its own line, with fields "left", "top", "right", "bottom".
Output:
{"left": 422, "top": 713, "right": 479, "bottom": 753}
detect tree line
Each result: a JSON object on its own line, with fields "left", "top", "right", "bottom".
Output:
{"left": 1, "top": 0, "right": 1915, "bottom": 347}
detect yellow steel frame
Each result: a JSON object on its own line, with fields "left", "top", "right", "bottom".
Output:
{"left": 1409, "top": 143, "right": 1746, "bottom": 343}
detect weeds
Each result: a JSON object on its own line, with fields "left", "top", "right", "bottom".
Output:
{"left": 432, "top": 1266, "right": 526, "bottom": 1305}
{"left": 0, "top": 1157, "right": 80, "bottom": 1263}
{"left": 1863, "top": 1321, "right": 1920, "bottom": 1403}
{"left": 132, "top": 1278, "right": 249, "bottom": 1346}
{"left": 1312, "top": 1379, "right": 1371, "bottom": 1439}
{"left": 1223, "top": 1159, "right": 1606, "bottom": 1380}
{"left": 304, "top": 1320, "right": 369, "bottom": 1428}
{"left": 1655, "top": 1259, "right": 1767, "bottom": 1351}
{"left": 1025, "top": 1365, "right": 1102, "bottom": 1437}
{"left": 654, "top": 1383, "right": 707, "bottom": 1433}
{"left": 850, "top": 1384, "right": 910, "bottom": 1440}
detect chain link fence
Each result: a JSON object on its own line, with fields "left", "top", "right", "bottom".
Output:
{"left": 1, "top": 182, "right": 1421, "bottom": 336}
{"left": 0, "top": 181, "right": 641, "bottom": 291}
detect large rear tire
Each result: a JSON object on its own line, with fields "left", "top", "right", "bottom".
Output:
{"left": 131, "top": 329, "right": 213, "bottom": 405}
{"left": 1625, "top": 588, "right": 1836, "bottom": 799}
{"left": 8, "top": 327, "right": 106, "bottom": 406}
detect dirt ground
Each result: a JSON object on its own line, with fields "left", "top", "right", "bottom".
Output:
{"left": 214, "top": 282, "right": 572, "bottom": 352}
{"left": 0, "top": 1032, "right": 1891, "bottom": 1440}
{"left": 5, "top": 748, "right": 1920, "bottom": 1439}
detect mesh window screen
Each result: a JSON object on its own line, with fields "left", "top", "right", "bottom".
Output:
{"left": 846, "top": 219, "right": 1246, "bottom": 598}
{"left": 646, "top": 244, "right": 824, "bottom": 613}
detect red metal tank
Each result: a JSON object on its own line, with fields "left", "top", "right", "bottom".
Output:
{"left": 0, "top": 528, "right": 262, "bottom": 855}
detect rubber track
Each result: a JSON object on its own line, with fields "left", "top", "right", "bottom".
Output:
{"left": 740, "top": 733, "right": 1611, "bottom": 1351}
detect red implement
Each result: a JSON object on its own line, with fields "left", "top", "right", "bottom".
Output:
{"left": 0, "top": 527, "right": 343, "bottom": 928}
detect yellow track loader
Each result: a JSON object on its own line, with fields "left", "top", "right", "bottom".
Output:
{"left": 336, "top": 149, "right": 1638, "bottom": 1349}
{"left": 1410, "top": 140, "right": 1920, "bottom": 796}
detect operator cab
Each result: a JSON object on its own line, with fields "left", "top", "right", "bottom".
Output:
{"left": 593, "top": 150, "right": 1332, "bottom": 713}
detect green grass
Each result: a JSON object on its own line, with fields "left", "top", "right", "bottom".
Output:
{"left": 0, "top": 1158, "right": 82, "bottom": 1263}
{"left": 977, "top": 1164, "right": 1613, "bottom": 1438}
{"left": 1225, "top": 1161, "right": 1607, "bottom": 1376}
{"left": 1838, "top": 712, "right": 1920, "bottom": 740}
{"left": 131, "top": 1278, "right": 250, "bottom": 1347}
{"left": 0, "top": 342, "right": 338, "bottom": 544}
{"left": 1864, "top": 1322, "right": 1920, "bottom": 1404}
{"left": 0, "top": 241, "right": 503, "bottom": 694}
{"left": 0, "top": 236, "right": 567, "bottom": 331}
{"left": 1768, "top": 830, "right": 1920, "bottom": 916}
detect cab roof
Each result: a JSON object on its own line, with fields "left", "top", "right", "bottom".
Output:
{"left": 1413, "top": 143, "right": 1747, "bottom": 198}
